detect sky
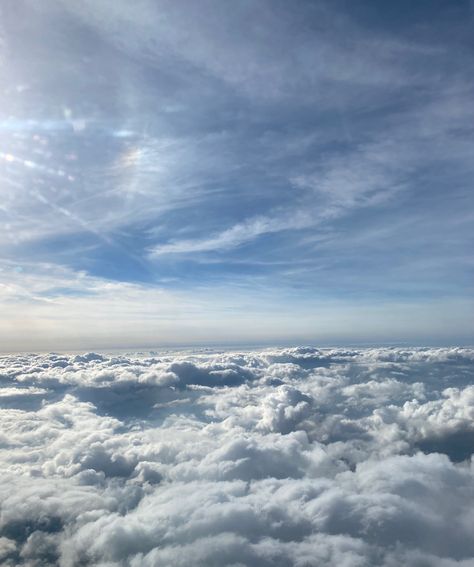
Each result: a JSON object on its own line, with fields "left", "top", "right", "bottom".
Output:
{"left": 0, "top": 0, "right": 473, "bottom": 350}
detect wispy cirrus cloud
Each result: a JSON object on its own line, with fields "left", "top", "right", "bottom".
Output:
{"left": 149, "top": 212, "right": 313, "bottom": 256}
{"left": 0, "top": 258, "right": 472, "bottom": 351}
{"left": 0, "top": 0, "right": 473, "bottom": 347}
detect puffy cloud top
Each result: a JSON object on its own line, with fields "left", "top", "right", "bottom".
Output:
{"left": 1, "top": 347, "right": 474, "bottom": 566}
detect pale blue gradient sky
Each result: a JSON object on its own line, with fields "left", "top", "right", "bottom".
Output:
{"left": 0, "top": 0, "right": 473, "bottom": 350}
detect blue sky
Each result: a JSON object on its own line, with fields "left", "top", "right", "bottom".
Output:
{"left": 0, "top": 0, "right": 473, "bottom": 350}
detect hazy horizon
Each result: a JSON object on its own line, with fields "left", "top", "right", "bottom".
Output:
{"left": 2, "top": 338, "right": 474, "bottom": 357}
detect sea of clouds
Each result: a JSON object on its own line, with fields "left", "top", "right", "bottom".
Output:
{"left": 0, "top": 346, "right": 473, "bottom": 566}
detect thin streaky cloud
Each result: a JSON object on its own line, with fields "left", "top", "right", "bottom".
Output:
{"left": 0, "top": 0, "right": 472, "bottom": 346}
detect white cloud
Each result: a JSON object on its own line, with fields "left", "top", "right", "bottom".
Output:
{"left": 1, "top": 347, "right": 473, "bottom": 565}
{"left": 149, "top": 213, "right": 312, "bottom": 256}
{"left": 3, "top": 261, "right": 472, "bottom": 351}
{"left": 55, "top": 0, "right": 440, "bottom": 100}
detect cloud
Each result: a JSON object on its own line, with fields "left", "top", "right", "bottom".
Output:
{"left": 1, "top": 346, "right": 474, "bottom": 565}
{"left": 149, "top": 214, "right": 312, "bottom": 256}
{"left": 55, "top": 0, "right": 442, "bottom": 101}
{"left": 3, "top": 260, "right": 472, "bottom": 351}
{"left": 0, "top": 0, "right": 473, "bottom": 347}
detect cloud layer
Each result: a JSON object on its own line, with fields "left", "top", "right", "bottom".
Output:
{"left": 1, "top": 1, "right": 473, "bottom": 348}
{"left": 1, "top": 346, "right": 473, "bottom": 566}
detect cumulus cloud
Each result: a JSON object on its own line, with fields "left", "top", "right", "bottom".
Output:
{"left": 1, "top": 346, "right": 474, "bottom": 566}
